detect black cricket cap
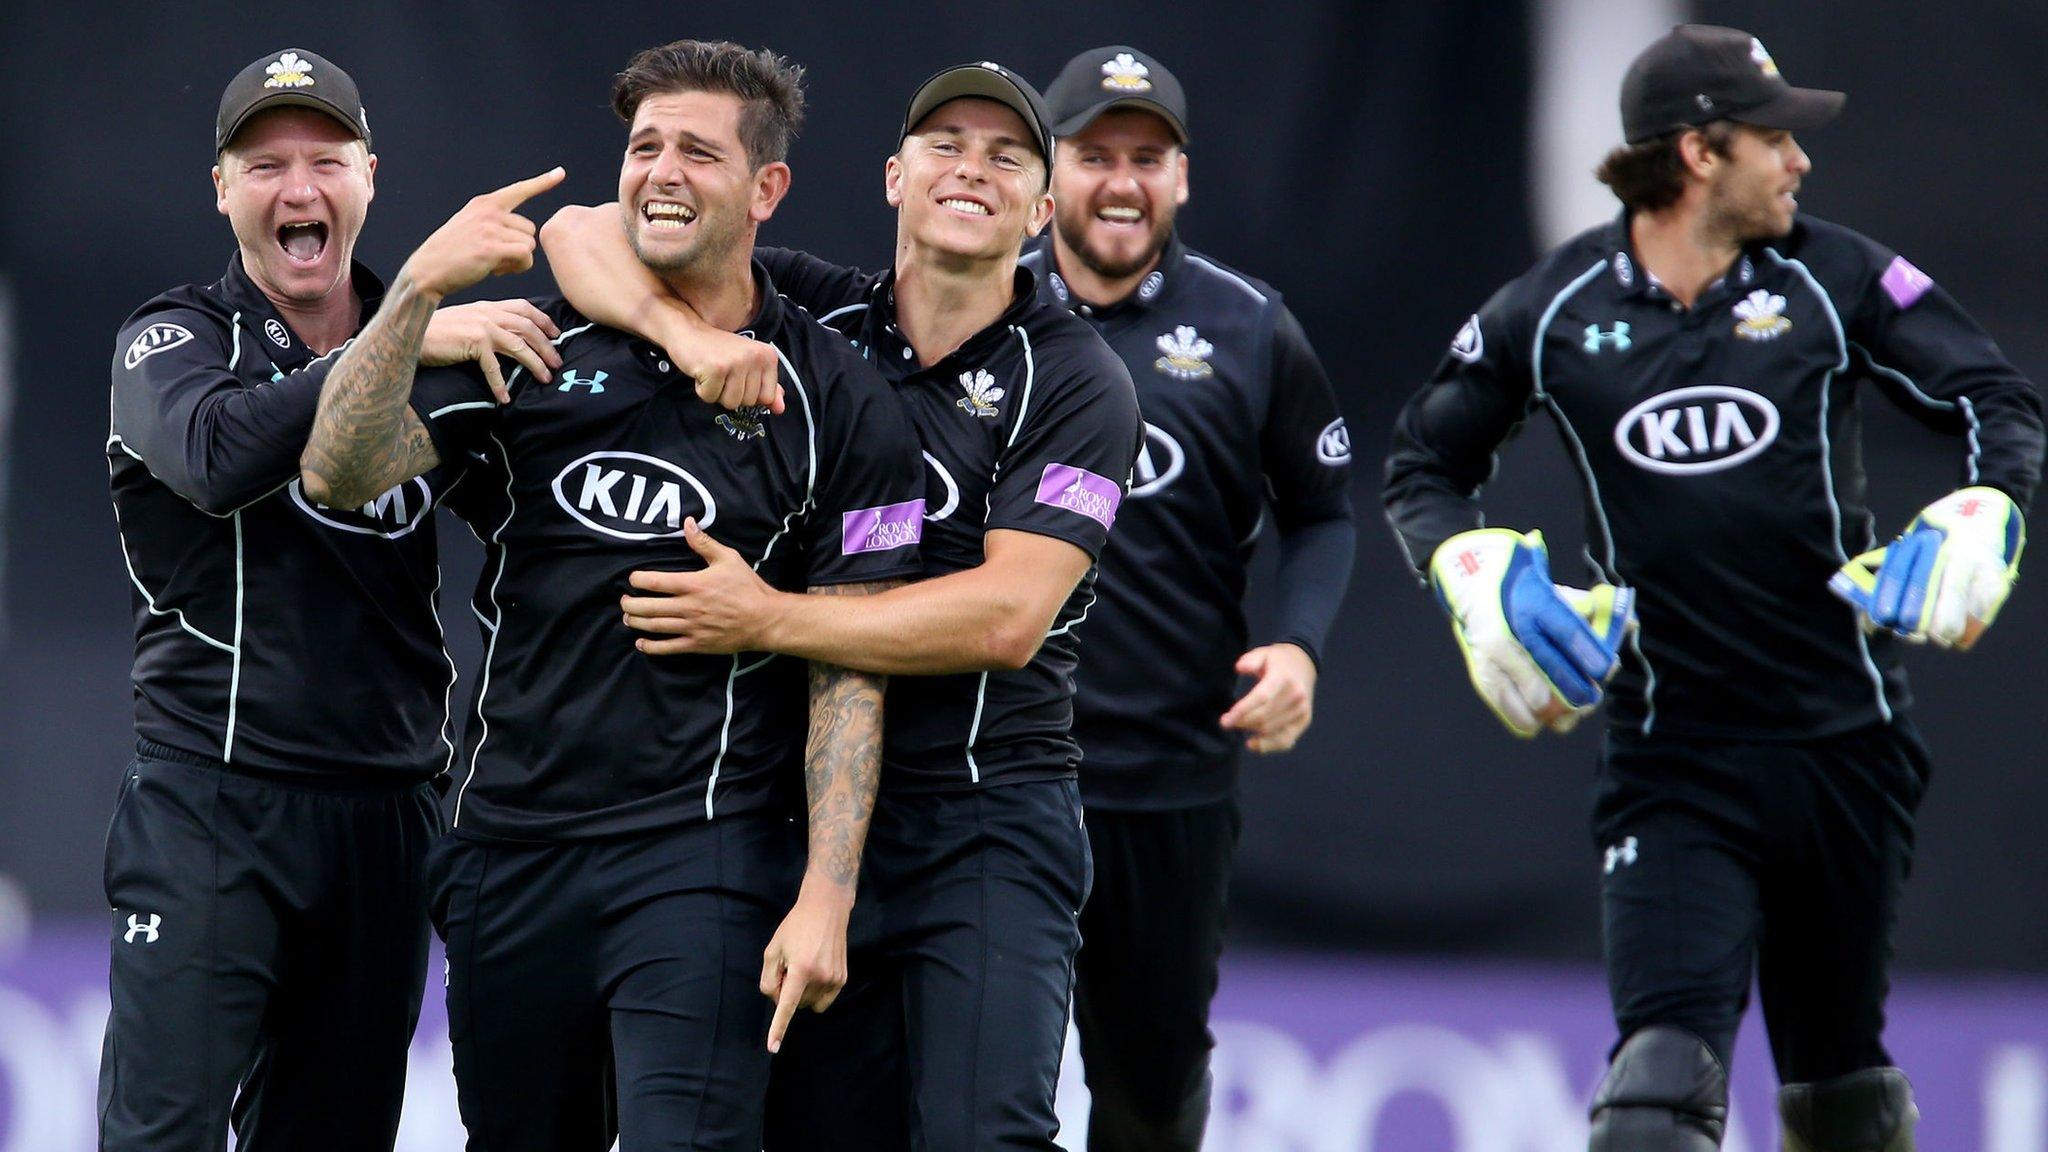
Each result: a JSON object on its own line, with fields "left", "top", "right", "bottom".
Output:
{"left": 899, "top": 61, "right": 1055, "bottom": 163}
{"left": 1043, "top": 46, "right": 1189, "bottom": 145}
{"left": 1621, "top": 25, "right": 1843, "bottom": 145}
{"left": 216, "top": 48, "right": 371, "bottom": 154}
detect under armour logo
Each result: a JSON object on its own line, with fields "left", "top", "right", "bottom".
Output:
{"left": 558, "top": 369, "right": 608, "bottom": 393}
{"left": 1584, "top": 322, "right": 1632, "bottom": 354}
{"left": 1958, "top": 498, "right": 1985, "bottom": 518}
{"left": 124, "top": 913, "right": 161, "bottom": 944}
{"left": 1603, "top": 836, "right": 1639, "bottom": 874}
{"left": 1455, "top": 550, "right": 1483, "bottom": 577}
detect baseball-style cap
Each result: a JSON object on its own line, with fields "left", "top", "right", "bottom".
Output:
{"left": 1621, "top": 25, "right": 1843, "bottom": 144}
{"left": 899, "top": 61, "right": 1055, "bottom": 163}
{"left": 1043, "top": 46, "right": 1189, "bottom": 145}
{"left": 216, "top": 48, "right": 372, "bottom": 153}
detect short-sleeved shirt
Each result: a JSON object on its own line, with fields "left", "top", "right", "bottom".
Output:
{"left": 1021, "top": 234, "right": 1354, "bottom": 808}
{"left": 760, "top": 248, "right": 1144, "bottom": 792}
{"left": 108, "top": 254, "right": 461, "bottom": 783}
{"left": 412, "top": 267, "right": 925, "bottom": 841}
{"left": 1386, "top": 214, "right": 2045, "bottom": 739}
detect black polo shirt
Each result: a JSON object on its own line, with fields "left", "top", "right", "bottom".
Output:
{"left": 108, "top": 254, "right": 460, "bottom": 784}
{"left": 758, "top": 248, "right": 1143, "bottom": 792}
{"left": 1019, "top": 234, "right": 1354, "bottom": 808}
{"left": 411, "top": 266, "right": 925, "bottom": 841}
{"left": 1386, "top": 213, "right": 2044, "bottom": 739}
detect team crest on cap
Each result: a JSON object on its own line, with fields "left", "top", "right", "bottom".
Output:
{"left": 956, "top": 369, "right": 1005, "bottom": 418}
{"left": 1732, "top": 289, "right": 1792, "bottom": 341}
{"left": 264, "top": 52, "right": 316, "bottom": 89}
{"left": 1749, "top": 38, "right": 1780, "bottom": 77}
{"left": 1101, "top": 53, "right": 1152, "bottom": 93}
{"left": 1154, "top": 326, "right": 1214, "bottom": 379}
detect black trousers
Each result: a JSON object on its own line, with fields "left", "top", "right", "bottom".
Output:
{"left": 1071, "top": 800, "right": 1241, "bottom": 1152}
{"left": 430, "top": 814, "right": 801, "bottom": 1152}
{"left": 764, "top": 778, "right": 1092, "bottom": 1152}
{"left": 1593, "top": 717, "right": 1929, "bottom": 1084}
{"left": 98, "top": 743, "right": 442, "bottom": 1152}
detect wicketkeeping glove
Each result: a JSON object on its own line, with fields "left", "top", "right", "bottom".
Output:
{"left": 1828, "top": 486, "right": 2025, "bottom": 650}
{"left": 1430, "top": 529, "right": 1636, "bottom": 738}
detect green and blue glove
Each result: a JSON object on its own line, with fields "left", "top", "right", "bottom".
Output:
{"left": 1430, "top": 528, "right": 1636, "bottom": 737}
{"left": 1829, "top": 486, "right": 2025, "bottom": 650}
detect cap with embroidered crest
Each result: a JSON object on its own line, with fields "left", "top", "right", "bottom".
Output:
{"left": 215, "top": 48, "right": 371, "bottom": 154}
{"left": 1043, "top": 46, "right": 1189, "bottom": 145}
{"left": 1620, "top": 25, "right": 1843, "bottom": 145}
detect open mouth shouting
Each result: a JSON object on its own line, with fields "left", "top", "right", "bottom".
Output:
{"left": 642, "top": 200, "right": 698, "bottom": 232}
{"left": 277, "top": 220, "right": 330, "bottom": 266}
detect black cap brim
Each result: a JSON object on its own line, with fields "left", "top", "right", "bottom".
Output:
{"left": 218, "top": 92, "right": 368, "bottom": 153}
{"left": 900, "top": 64, "right": 1054, "bottom": 163}
{"left": 1048, "top": 97, "right": 1189, "bottom": 145}
{"left": 1731, "top": 86, "right": 1845, "bottom": 133}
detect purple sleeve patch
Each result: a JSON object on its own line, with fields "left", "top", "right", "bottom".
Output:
{"left": 1033, "top": 463, "right": 1123, "bottom": 530}
{"left": 841, "top": 499, "right": 924, "bottom": 555}
{"left": 1880, "top": 255, "right": 1934, "bottom": 310}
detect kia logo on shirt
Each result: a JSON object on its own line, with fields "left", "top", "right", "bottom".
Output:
{"left": 552, "top": 451, "right": 718, "bottom": 540}
{"left": 1613, "top": 385, "right": 1780, "bottom": 475}
{"left": 1130, "top": 422, "right": 1185, "bottom": 498}
{"left": 290, "top": 476, "right": 433, "bottom": 539}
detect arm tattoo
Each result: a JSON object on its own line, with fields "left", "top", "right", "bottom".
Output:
{"left": 300, "top": 274, "right": 442, "bottom": 509}
{"left": 802, "top": 580, "right": 902, "bottom": 888}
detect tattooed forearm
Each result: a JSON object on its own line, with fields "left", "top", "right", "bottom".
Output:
{"left": 300, "top": 274, "right": 443, "bottom": 509}
{"left": 802, "top": 580, "right": 901, "bottom": 890}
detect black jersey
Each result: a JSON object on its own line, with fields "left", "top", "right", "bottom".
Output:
{"left": 108, "top": 255, "right": 460, "bottom": 783}
{"left": 758, "top": 248, "right": 1143, "bottom": 792}
{"left": 1386, "top": 214, "right": 2044, "bottom": 739}
{"left": 412, "top": 268, "right": 925, "bottom": 842}
{"left": 1020, "top": 235, "right": 1354, "bottom": 809}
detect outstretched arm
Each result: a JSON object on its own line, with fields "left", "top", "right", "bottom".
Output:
{"left": 540, "top": 203, "right": 783, "bottom": 413}
{"left": 758, "top": 581, "right": 893, "bottom": 1052}
{"left": 300, "top": 167, "right": 564, "bottom": 508}
{"left": 626, "top": 525, "right": 1091, "bottom": 674}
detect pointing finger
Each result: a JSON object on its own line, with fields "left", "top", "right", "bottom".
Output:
{"left": 484, "top": 166, "right": 567, "bottom": 209}
{"left": 767, "top": 971, "right": 804, "bottom": 1053}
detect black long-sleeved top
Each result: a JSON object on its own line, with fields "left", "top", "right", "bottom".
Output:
{"left": 108, "top": 255, "right": 460, "bottom": 782}
{"left": 758, "top": 248, "right": 1144, "bottom": 793}
{"left": 1021, "top": 234, "right": 1356, "bottom": 809}
{"left": 1386, "top": 214, "right": 2043, "bottom": 739}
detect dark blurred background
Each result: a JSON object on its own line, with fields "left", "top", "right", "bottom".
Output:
{"left": 3, "top": 0, "right": 2045, "bottom": 978}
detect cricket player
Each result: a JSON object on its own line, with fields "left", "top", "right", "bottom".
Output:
{"left": 102, "top": 47, "right": 560, "bottom": 1152}
{"left": 539, "top": 60, "right": 1143, "bottom": 1151}
{"left": 298, "top": 40, "right": 924, "bottom": 1151}
{"left": 1384, "top": 24, "right": 2043, "bottom": 1152}
{"left": 1020, "top": 45, "right": 1357, "bottom": 1152}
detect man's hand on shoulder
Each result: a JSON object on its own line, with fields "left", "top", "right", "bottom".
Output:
{"left": 1221, "top": 643, "right": 1319, "bottom": 754}
{"left": 420, "top": 300, "right": 563, "bottom": 402}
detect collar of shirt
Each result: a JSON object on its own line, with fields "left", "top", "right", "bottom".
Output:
{"left": 1604, "top": 212, "right": 1760, "bottom": 308}
{"left": 1029, "top": 231, "right": 1186, "bottom": 321}
{"left": 863, "top": 264, "right": 1038, "bottom": 375}
{"left": 622, "top": 260, "right": 788, "bottom": 382}
{"left": 217, "top": 251, "right": 386, "bottom": 371}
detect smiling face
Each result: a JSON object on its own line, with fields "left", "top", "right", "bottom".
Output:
{"left": 1702, "top": 123, "right": 1811, "bottom": 241}
{"left": 887, "top": 97, "right": 1053, "bottom": 265}
{"left": 618, "top": 89, "right": 787, "bottom": 279}
{"left": 213, "top": 107, "right": 374, "bottom": 307}
{"left": 1051, "top": 108, "right": 1188, "bottom": 282}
